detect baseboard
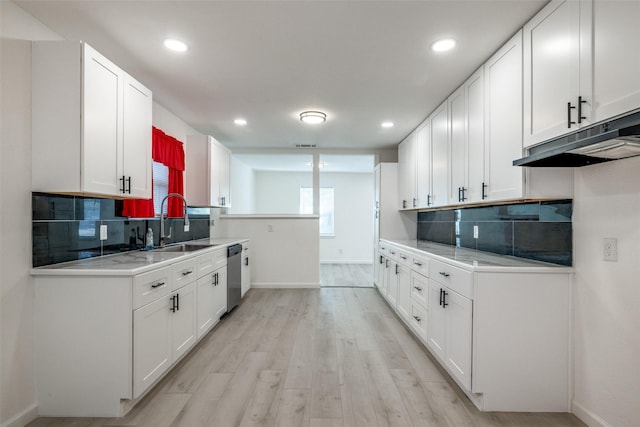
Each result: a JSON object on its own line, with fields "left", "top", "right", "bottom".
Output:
{"left": 320, "top": 260, "right": 373, "bottom": 265}
{"left": 2, "top": 404, "right": 37, "bottom": 427}
{"left": 572, "top": 400, "right": 612, "bottom": 427}
{"left": 250, "top": 282, "right": 320, "bottom": 289}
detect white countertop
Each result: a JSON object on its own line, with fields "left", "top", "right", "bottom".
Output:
{"left": 381, "top": 239, "right": 573, "bottom": 273}
{"left": 31, "top": 238, "right": 248, "bottom": 276}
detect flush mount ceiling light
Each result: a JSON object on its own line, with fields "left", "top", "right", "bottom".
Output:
{"left": 381, "top": 121, "right": 394, "bottom": 128}
{"left": 234, "top": 118, "right": 247, "bottom": 126}
{"left": 431, "top": 38, "right": 456, "bottom": 52}
{"left": 163, "top": 38, "right": 188, "bottom": 52}
{"left": 300, "top": 111, "right": 327, "bottom": 124}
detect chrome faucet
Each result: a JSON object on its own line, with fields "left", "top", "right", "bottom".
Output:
{"left": 159, "top": 193, "right": 189, "bottom": 247}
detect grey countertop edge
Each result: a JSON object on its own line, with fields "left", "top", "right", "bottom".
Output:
{"left": 31, "top": 237, "right": 249, "bottom": 277}
{"left": 380, "top": 239, "right": 574, "bottom": 273}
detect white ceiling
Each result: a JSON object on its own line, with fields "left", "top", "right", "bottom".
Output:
{"left": 15, "top": 0, "right": 548, "bottom": 151}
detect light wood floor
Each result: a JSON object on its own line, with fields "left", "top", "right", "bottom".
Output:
{"left": 320, "top": 264, "right": 373, "bottom": 287}
{"left": 27, "top": 288, "right": 585, "bottom": 427}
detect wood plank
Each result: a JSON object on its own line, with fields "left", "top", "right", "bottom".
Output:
{"left": 310, "top": 328, "right": 342, "bottom": 419}
{"left": 309, "top": 418, "right": 344, "bottom": 427}
{"left": 284, "top": 319, "right": 316, "bottom": 389}
{"left": 337, "top": 339, "right": 379, "bottom": 427}
{"left": 114, "top": 393, "right": 191, "bottom": 427}
{"left": 274, "top": 389, "right": 310, "bottom": 427}
{"left": 390, "top": 369, "right": 445, "bottom": 426}
{"left": 239, "top": 370, "right": 285, "bottom": 427}
{"left": 168, "top": 373, "right": 232, "bottom": 427}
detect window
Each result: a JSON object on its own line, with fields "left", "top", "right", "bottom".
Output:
{"left": 300, "top": 187, "right": 334, "bottom": 236}
{"left": 153, "top": 161, "right": 169, "bottom": 216}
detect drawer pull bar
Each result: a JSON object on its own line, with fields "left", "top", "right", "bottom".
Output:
{"left": 151, "top": 281, "right": 165, "bottom": 289}
{"left": 413, "top": 261, "right": 422, "bottom": 266}
{"left": 413, "top": 286, "right": 422, "bottom": 292}
{"left": 400, "top": 255, "right": 407, "bottom": 260}
{"left": 439, "top": 271, "right": 450, "bottom": 277}
{"left": 413, "top": 315, "right": 422, "bottom": 323}
{"left": 182, "top": 270, "right": 193, "bottom": 276}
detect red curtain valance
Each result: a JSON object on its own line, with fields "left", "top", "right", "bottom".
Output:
{"left": 122, "top": 126, "right": 185, "bottom": 218}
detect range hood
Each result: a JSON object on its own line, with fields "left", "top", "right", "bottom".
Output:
{"left": 514, "top": 110, "right": 640, "bottom": 167}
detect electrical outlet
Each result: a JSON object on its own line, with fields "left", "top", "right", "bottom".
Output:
{"left": 603, "top": 237, "right": 618, "bottom": 262}
{"left": 184, "top": 224, "right": 189, "bottom": 232}
{"left": 99, "top": 224, "right": 108, "bottom": 241}
{"left": 473, "top": 225, "right": 479, "bottom": 239}
{"left": 267, "top": 224, "right": 274, "bottom": 232}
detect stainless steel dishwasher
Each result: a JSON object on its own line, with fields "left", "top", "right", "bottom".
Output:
{"left": 227, "top": 244, "right": 242, "bottom": 312}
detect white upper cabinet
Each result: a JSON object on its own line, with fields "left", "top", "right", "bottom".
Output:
{"left": 524, "top": 0, "right": 640, "bottom": 148}
{"left": 185, "top": 135, "right": 232, "bottom": 207}
{"left": 32, "top": 41, "right": 152, "bottom": 198}
{"left": 398, "top": 133, "right": 417, "bottom": 209}
{"left": 430, "top": 101, "right": 449, "bottom": 207}
{"left": 448, "top": 68, "right": 485, "bottom": 205}
{"left": 523, "top": 0, "right": 580, "bottom": 147}
{"left": 484, "top": 31, "right": 525, "bottom": 201}
{"left": 580, "top": 0, "right": 640, "bottom": 124}
{"left": 415, "top": 120, "right": 432, "bottom": 208}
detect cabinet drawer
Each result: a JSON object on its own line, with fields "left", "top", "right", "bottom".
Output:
{"left": 196, "top": 248, "right": 227, "bottom": 278}
{"left": 172, "top": 258, "right": 197, "bottom": 290}
{"left": 411, "top": 255, "right": 429, "bottom": 276}
{"left": 242, "top": 243, "right": 250, "bottom": 256}
{"left": 378, "top": 243, "right": 388, "bottom": 256}
{"left": 397, "top": 251, "right": 411, "bottom": 266}
{"left": 411, "top": 271, "right": 429, "bottom": 309}
{"left": 133, "top": 266, "right": 172, "bottom": 309}
{"left": 409, "top": 301, "right": 428, "bottom": 341}
{"left": 386, "top": 246, "right": 399, "bottom": 261}
{"left": 430, "top": 259, "right": 473, "bottom": 299}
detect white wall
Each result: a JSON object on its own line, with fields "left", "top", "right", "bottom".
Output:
{"left": 253, "top": 170, "right": 312, "bottom": 214}
{"left": 319, "top": 172, "right": 373, "bottom": 264}
{"left": 152, "top": 102, "right": 200, "bottom": 143}
{"left": 228, "top": 156, "right": 255, "bottom": 214}
{"left": 1, "top": 3, "right": 61, "bottom": 425}
{"left": 212, "top": 216, "right": 320, "bottom": 288}
{"left": 572, "top": 157, "right": 640, "bottom": 427}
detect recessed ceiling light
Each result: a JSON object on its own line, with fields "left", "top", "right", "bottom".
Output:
{"left": 163, "top": 38, "right": 188, "bottom": 52}
{"left": 381, "top": 121, "right": 394, "bottom": 128}
{"left": 300, "top": 111, "right": 327, "bottom": 124}
{"left": 431, "top": 38, "right": 456, "bottom": 52}
{"left": 234, "top": 118, "right": 247, "bottom": 126}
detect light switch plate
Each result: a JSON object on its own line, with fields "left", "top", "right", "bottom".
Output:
{"left": 99, "top": 224, "right": 108, "bottom": 241}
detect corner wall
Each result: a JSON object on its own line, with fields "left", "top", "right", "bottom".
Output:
{"left": 572, "top": 156, "right": 640, "bottom": 427}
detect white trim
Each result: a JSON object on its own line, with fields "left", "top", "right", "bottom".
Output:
{"left": 571, "top": 401, "right": 612, "bottom": 427}
{"left": 2, "top": 404, "right": 38, "bottom": 427}
{"left": 250, "top": 282, "right": 320, "bottom": 289}
{"left": 320, "top": 260, "right": 373, "bottom": 265}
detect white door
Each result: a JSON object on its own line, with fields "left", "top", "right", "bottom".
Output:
{"left": 122, "top": 74, "right": 152, "bottom": 198}
{"left": 82, "top": 43, "right": 122, "bottom": 196}
{"left": 398, "top": 134, "right": 416, "bottom": 209}
{"left": 171, "top": 282, "right": 197, "bottom": 362}
{"left": 196, "top": 273, "right": 216, "bottom": 338}
{"left": 581, "top": 0, "right": 640, "bottom": 124}
{"left": 448, "top": 86, "right": 467, "bottom": 204}
{"left": 427, "top": 280, "right": 446, "bottom": 361}
{"left": 484, "top": 31, "right": 525, "bottom": 202}
{"left": 396, "top": 263, "right": 411, "bottom": 321}
{"left": 430, "top": 102, "right": 449, "bottom": 207}
{"left": 466, "top": 69, "right": 485, "bottom": 203}
{"left": 213, "top": 266, "right": 228, "bottom": 320}
{"left": 133, "top": 296, "right": 172, "bottom": 398}
{"left": 523, "top": 0, "right": 581, "bottom": 147}
{"left": 415, "top": 121, "right": 432, "bottom": 208}
{"left": 445, "top": 289, "right": 473, "bottom": 390}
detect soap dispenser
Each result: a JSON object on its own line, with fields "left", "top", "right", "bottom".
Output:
{"left": 145, "top": 228, "right": 154, "bottom": 250}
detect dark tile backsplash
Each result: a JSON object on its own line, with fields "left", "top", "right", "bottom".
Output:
{"left": 32, "top": 193, "right": 210, "bottom": 267}
{"left": 418, "top": 200, "right": 572, "bottom": 266}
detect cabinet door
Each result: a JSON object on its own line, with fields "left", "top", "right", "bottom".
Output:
{"left": 196, "top": 273, "right": 216, "bottom": 338}
{"left": 523, "top": 0, "right": 581, "bottom": 147}
{"left": 380, "top": 258, "right": 390, "bottom": 299}
{"left": 466, "top": 69, "right": 485, "bottom": 203}
{"left": 448, "top": 86, "right": 467, "bottom": 204}
{"left": 582, "top": 0, "right": 640, "bottom": 124}
{"left": 171, "top": 282, "right": 197, "bottom": 362}
{"left": 209, "top": 141, "right": 222, "bottom": 206}
{"left": 241, "top": 255, "right": 250, "bottom": 297}
{"left": 430, "top": 102, "right": 449, "bottom": 207}
{"left": 122, "top": 74, "right": 152, "bottom": 199}
{"left": 133, "top": 295, "right": 172, "bottom": 398}
{"left": 484, "top": 31, "right": 525, "bottom": 202}
{"left": 213, "top": 266, "right": 228, "bottom": 320}
{"left": 218, "top": 146, "right": 231, "bottom": 207}
{"left": 398, "top": 134, "right": 416, "bottom": 209}
{"left": 444, "top": 289, "right": 473, "bottom": 391}
{"left": 427, "top": 280, "right": 446, "bottom": 361}
{"left": 396, "top": 263, "right": 411, "bottom": 321}
{"left": 387, "top": 262, "right": 399, "bottom": 307}
{"left": 82, "top": 43, "right": 122, "bottom": 196}
{"left": 415, "top": 121, "right": 432, "bottom": 208}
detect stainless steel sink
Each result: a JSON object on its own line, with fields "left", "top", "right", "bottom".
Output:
{"left": 152, "top": 243, "right": 218, "bottom": 253}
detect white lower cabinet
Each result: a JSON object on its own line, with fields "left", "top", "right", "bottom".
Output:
{"left": 241, "top": 244, "right": 251, "bottom": 297}
{"left": 376, "top": 239, "right": 571, "bottom": 412}
{"left": 213, "top": 266, "right": 228, "bottom": 320}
